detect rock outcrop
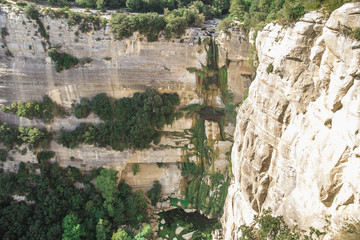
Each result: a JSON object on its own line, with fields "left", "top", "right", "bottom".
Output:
{"left": 0, "top": 5, "right": 251, "bottom": 198}
{"left": 222, "top": 3, "right": 360, "bottom": 239}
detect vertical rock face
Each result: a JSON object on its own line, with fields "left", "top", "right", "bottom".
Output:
{"left": 222, "top": 3, "right": 360, "bottom": 239}
{"left": 0, "top": 6, "right": 252, "bottom": 200}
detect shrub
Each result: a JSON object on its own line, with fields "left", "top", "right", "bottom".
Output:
{"left": 239, "top": 209, "right": 325, "bottom": 240}
{"left": 0, "top": 123, "right": 22, "bottom": 149}
{"left": 110, "top": 13, "right": 135, "bottom": 40}
{"left": 217, "top": 17, "right": 233, "bottom": 33}
{"left": 0, "top": 149, "right": 7, "bottom": 162}
{"left": 132, "top": 13, "right": 167, "bottom": 41}
{"left": 37, "top": 151, "right": 55, "bottom": 163}
{"left": 266, "top": 63, "right": 274, "bottom": 73}
{"left": 351, "top": 27, "right": 360, "bottom": 41}
{"left": 165, "top": 16, "right": 188, "bottom": 39}
{"left": 48, "top": 48, "right": 79, "bottom": 72}
{"left": 132, "top": 163, "right": 140, "bottom": 175}
{"left": 58, "top": 89, "right": 180, "bottom": 150}
{"left": 2, "top": 95, "right": 66, "bottom": 123}
{"left": 74, "top": 98, "right": 91, "bottom": 119}
{"left": 1, "top": 27, "right": 9, "bottom": 37}
{"left": 285, "top": 3, "right": 305, "bottom": 22}
{"left": 91, "top": 93, "right": 113, "bottom": 121}
{"left": 147, "top": 180, "right": 162, "bottom": 206}
{"left": 24, "top": 4, "right": 39, "bottom": 20}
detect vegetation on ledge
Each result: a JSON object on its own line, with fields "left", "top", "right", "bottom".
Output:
{"left": 58, "top": 89, "right": 180, "bottom": 150}
{"left": 227, "top": 0, "right": 360, "bottom": 33}
{"left": 238, "top": 209, "right": 326, "bottom": 240}
{"left": 1, "top": 95, "right": 67, "bottom": 123}
{"left": 48, "top": 48, "right": 79, "bottom": 72}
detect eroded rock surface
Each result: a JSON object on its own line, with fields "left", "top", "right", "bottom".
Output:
{"left": 222, "top": 3, "right": 360, "bottom": 239}
{"left": 0, "top": 6, "right": 250, "bottom": 199}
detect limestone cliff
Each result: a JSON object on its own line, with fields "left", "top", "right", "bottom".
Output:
{"left": 0, "top": 4, "right": 252, "bottom": 202}
{"left": 222, "top": 3, "right": 360, "bottom": 239}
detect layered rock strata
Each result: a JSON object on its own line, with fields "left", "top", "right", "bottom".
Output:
{"left": 222, "top": 3, "right": 360, "bottom": 239}
{"left": 0, "top": 5, "right": 251, "bottom": 197}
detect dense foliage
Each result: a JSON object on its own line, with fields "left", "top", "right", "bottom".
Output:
{"left": 110, "top": 1, "right": 222, "bottom": 40}
{"left": 227, "top": 0, "right": 359, "bottom": 32}
{"left": 48, "top": 48, "right": 79, "bottom": 72}
{"left": 24, "top": 0, "right": 229, "bottom": 16}
{"left": 110, "top": 13, "right": 166, "bottom": 41}
{"left": 57, "top": 89, "right": 180, "bottom": 150}
{"left": 238, "top": 209, "right": 325, "bottom": 240}
{"left": 74, "top": 98, "right": 92, "bottom": 119}
{"left": 0, "top": 122, "right": 51, "bottom": 149}
{"left": 1, "top": 95, "right": 66, "bottom": 123}
{"left": 24, "top": 4, "right": 49, "bottom": 39}
{"left": 146, "top": 180, "right": 162, "bottom": 206}
{"left": 0, "top": 162, "right": 148, "bottom": 240}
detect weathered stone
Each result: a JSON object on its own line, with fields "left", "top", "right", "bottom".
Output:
{"left": 182, "top": 231, "right": 196, "bottom": 240}
{"left": 175, "top": 226, "right": 184, "bottom": 235}
{"left": 222, "top": 4, "right": 360, "bottom": 239}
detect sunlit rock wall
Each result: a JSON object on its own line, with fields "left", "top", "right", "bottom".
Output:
{"left": 222, "top": 3, "right": 360, "bottom": 239}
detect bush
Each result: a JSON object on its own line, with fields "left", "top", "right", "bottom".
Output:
{"left": 2, "top": 95, "right": 66, "bottom": 123}
{"left": 217, "top": 17, "right": 233, "bottom": 32}
{"left": 58, "top": 89, "right": 180, "bottom": 150}
{"left": 74, "top": 98, "right": 91, "bottom": 119}
{"left": 0, "top": 149, "right": 7, "bottom": 162}
{"left": 165, "top": 16, "right": 188, "bottom": 39}
{"left": 266, "top": 63, "right": 274, "bottom": 73}
{"left": 37, "top": 151, "right": 55, "bottom": 163}
{"left": 110, "top": 13, "right": 166, "bottom": 41}
{"left": 132, "top": 13, "right": 167, "bottom": 42}
{"left": 132, "top": 163, "right": 140, "bottom": 175}
{"left": 48, "top": 48, "right": 79, "bottom": 72}
{"left": 110, "top": 13, "right": 135, "bottom": 40}
{"left": 1, "top": 27, "right": 9, "bottom": 37}
{"left": 239, "top": 209, "right": 325, "bottom": 240}
{"left": 147, "top": 180, "right": 162, "bottom": 206}
{"left": 24, "top": 4, "right": 39, "bottom": 20}
{"left": 285, "top": 3, "right": 305, "bottom": 22}
{"left": 91, "top": 93, "right": 113, "bottom": 121}
{"left": 351, "top": 27, "right": 360, "bottom": 41}
{"left": 0, "top": 123, "right": 22, "bottom": 149}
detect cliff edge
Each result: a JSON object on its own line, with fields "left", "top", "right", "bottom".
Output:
{"left": 222, "top": 3, "right": 360, "bottom": 239}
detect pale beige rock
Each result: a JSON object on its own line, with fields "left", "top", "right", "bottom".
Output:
{"left": 222, "top": 4, "right": 360, "bottom": 239}
{"left": 175, "top": 226, "right": 184, "bottom": 235}
{"left": 182, "top": 231, "right": 195, "bottom": 240}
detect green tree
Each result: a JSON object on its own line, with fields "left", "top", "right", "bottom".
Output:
{"left": 134, "top": 224, "right": 151, "bottom": 240}
{"left": 164, "top": 16, "right": 188, "bottom": 38}
{"left": 111, "top": 228, "right": 132, "bottom": 240}
{"left": 74, "top": 98, "right": 91, "bottom": 119}
{"left": 91, "top": 93, "right": 113, "bottom": 121}
{"left": 18, "top": 125, "right": 45, "bottom": 145}
{"left": 110, "top": 13, "right": 135, "bottom": 40}
{"left": 96, "top": 218, "right": 111, "bottom": 240}
{"left": 229, "top": 0, "right": 246, "bottom": 19}
{"left": 146, "top": 180, "right": 162, "bottom": 206}
{"left": 24, "top": 4, "right": 39, "bottom": 20}
{"left": 62, "top": 213, "right": 83, "bottom": 240}
{"left": 96, "top": 169, "right": 119, "bottom": 216}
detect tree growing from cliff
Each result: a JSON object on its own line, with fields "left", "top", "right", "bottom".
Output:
{"left": 147, "top": 180, "right": 162, "bottom": 206}
{"left": 91, "top": 93, "right": 113, "bottom": 121}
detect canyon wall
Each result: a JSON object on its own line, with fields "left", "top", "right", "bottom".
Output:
{"left": 0, "top": 4, "right": 251, "bottom": 197}
{"left": 222, "top": 3, "right": 360, "bottom": 239}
